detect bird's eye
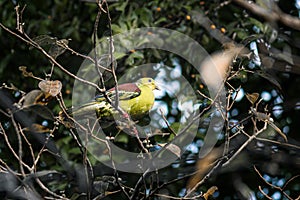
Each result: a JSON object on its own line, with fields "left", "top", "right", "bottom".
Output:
{"left": 148, "top": 79, "right": 152, "bottom": 82}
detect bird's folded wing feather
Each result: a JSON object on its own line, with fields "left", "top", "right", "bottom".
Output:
{"left": 95, "top": 83, "right": 141, "bottom": 102}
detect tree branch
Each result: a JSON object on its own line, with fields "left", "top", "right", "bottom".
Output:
{"left": 232, "top": 0, "right": 300, "bottom": 30}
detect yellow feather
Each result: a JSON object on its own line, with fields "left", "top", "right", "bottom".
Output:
{"left": 119, "top": 78, "right": 159, "bottom": 117}
{"left": 69, "top": 78, "right": 159, "bottom": 121}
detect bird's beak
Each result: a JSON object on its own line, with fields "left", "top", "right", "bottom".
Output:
{"left": 155, "top": 85, "right": 161, "bottom": 90}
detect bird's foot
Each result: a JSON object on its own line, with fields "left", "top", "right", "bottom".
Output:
{"left": 122, "top": 112, "right": 130, "bottom": 119}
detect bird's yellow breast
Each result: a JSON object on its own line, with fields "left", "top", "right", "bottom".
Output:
{"left": 119, "top": 85, "right": 155, "bottom": 117}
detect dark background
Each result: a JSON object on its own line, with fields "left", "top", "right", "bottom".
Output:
{"left": 1, "top": 0, "right": 300, "bottom": 199}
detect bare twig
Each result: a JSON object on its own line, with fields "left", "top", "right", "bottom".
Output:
{"left": 250, "top": 107, "right": 288, "bottom": 142}
{"left": 222, "top": 121, "right": 268, "bottom": 167}
{"left": 223, "top": 90, "right": 234, "bottom": 157}
{"left": 258, "top": 185, "right": 273, "bottom": 200}
{"left": 197, "top": 90, "right": 213, "bottom": 102}
{"left": 56, "top": 39, "right": 111, "bottom": 72}
{"left": 33, "top": 129, "right": 56, "bottom": 170}
{"left": 185, "top": 156, "right": 225, "bottom": 197}
{"left": 93, "top": 0, "right": 107, "bottom": 91}
{"left": 130, "top": 168, "right": 150, "bottom": 200}
{"left": 15, "top": 4, "right": 26, "bottom": 33}
{"left": 0, "top": 121, "right": 31, "bottom": 171}
{"left": 90, "top": 132, "right": 131, "bottom": 199}
{"left": 104, "top": 0, "right": 119, "bottom": 109}
{"left": 148, "top": 170, "right": 200, "bottom": 199}
{"left": 255, "top": 137, "right": 300, "bottom": 150}
{"left": 156, "top": 193, "right": 203, "bottom": 199}
{"left": 232, "top": 0, "right": 300, "bottom": 31}
{"left": 0, "top": 22, "right": 104, "bottom": 94}
{"left": 11, "top": 116, "right": 26, "bottom": 177}
{"left": 159, "top": 108, "right": 176, "bottom": 136}
{"left": 35, "top": 178, "right": 68, "bottom": 199}
{"left": 18, "top": 124, "right": 36, "bottom": 172}
{"left": 283, "top": 174, "right": 300, "bottom": 190}
{"left": 254, "top": 165, "right": 294, "bottom": 200}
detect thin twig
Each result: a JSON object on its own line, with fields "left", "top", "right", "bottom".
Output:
{"left": 93, "top": 0, "right": 107, "bottom": 91}
{"left": 0, "top": 23, "right": 104, "bottom": 94}
{"left": 33, "top": 130, "right": 56, "bottom": 169}
{"left": 104, "top": 0, "right": 119, "bottom": 109}
{"left": 255, "top": 137, "right": 300, "bottom": 150}
{"left": 184, "top": 157, "right": 225, "bottom": 197}
{"left": 223, "top": 90, "right": 233, "bottom": 157}
{"left": 159, "top": 108, "right": 176, "bottom": 136}
{"left": 10, "top": 114, "right": 26, "bottom": 177}
{"left": 232, "top": 0, "right": 300, "bottom": 31}
{"left": 0, "top": 121, "right": 31, "bottom": 171}
{"left": 258, "top": 185, "right": 273, "bottom": 200}
{"left": 130, "top": 169, "right": 150, "bottom": 200}
{"left": 254, "top": 165, "right": 294, "bottom": 200}
{"left": 35, "top": 177, "right": 68, "bottom": 199}
{"left": 222, "top": 122, "right": 268, "bottom": 167}
{"left": 90, "top": 132, "right": 131, "bottom": 199}
{"left": 156, "top": 193, "right": 203, "bottom": 199}
{"left": 60, "top": 42, "right": 111, "bottom": 72}
{"left": 283, "top": 174, "right": 300, "bottom": 190}
{"left": 18, "top": 124, "right": 36, "bottom": 172}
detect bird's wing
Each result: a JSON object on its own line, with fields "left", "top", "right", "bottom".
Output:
{"left": 95, "top": 83, "right": 141, "bottom": 102}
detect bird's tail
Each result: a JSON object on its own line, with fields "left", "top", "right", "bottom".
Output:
{"left": 70, "top": 101, "right": 102, "bottom": 117}
{"left": 59, "top": 100, "right": 117, "bottom": 129}
{"left": 59, "top": 101, "right": 101, "bottom": 119}
{"left": 59, "top": 100, "right": 115, "bottom": 121}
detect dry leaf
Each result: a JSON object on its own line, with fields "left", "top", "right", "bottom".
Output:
{"left": 256, "top": 70, "right": 282, "bottom": 90}
{"left": 31, "top": 35, "right": 57, "bottom": 49}
{"left": 38, "top": 80, "right": 62, "bottom": 97}
{"left": 203, "top": 186, "right": 218, "bottom": 200}
{"left": 31, "top": 35, "right": 69, "bottom": 59}
{"left": 19, "top": 66, "right": 33, "bottom": 77}
{"left": 268, "top": 122, "right": 288, "bottom": 142}
{"left": 158, "top": 143, "right": 181, "bottom": 158}
{"left": 251, "top": 108, "right": 287, "bottom": 142}
{"left": 22, "top": 89, "right": 53, "bottom": 106}
{"left": 246, "top": 93, "right": 259, "bottom": 104}
{"left": 49, "top": 39, "right": 69, "bottom": 59}
{"left": 24, "top": 123, "right": 50, "bottom": 133}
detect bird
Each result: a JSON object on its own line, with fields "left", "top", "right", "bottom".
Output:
{"left": 69, "top": 78, "right": 160, "bottom": 123}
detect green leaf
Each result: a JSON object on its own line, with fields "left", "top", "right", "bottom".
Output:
{"left": 125, "top": 51, "right": 144, "bottom": 65}
{"left": 154, "top": 17, "right": 167, "bottom": 25}
{"left": 248, "top": 17, "right": 264, "bottom": 32}
{"left": 111, "top": 24, "right": 124, "bottom": 34}
{"left": 114, "top": 133, "right": 129, "bottom": 143}
{"left": 256, "top": 70, "right": 282, "bottom": 90}
{"left": 115, "top": 1, "right": 128, "bottom": 12}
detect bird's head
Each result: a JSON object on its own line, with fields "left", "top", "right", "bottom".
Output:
{"left": 136, "top": 78, "right": 160, "bottom": 91}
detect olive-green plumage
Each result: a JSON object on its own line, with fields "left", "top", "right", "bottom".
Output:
{"left": 71, "top": 78, "right": 159, "bottom": 120}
